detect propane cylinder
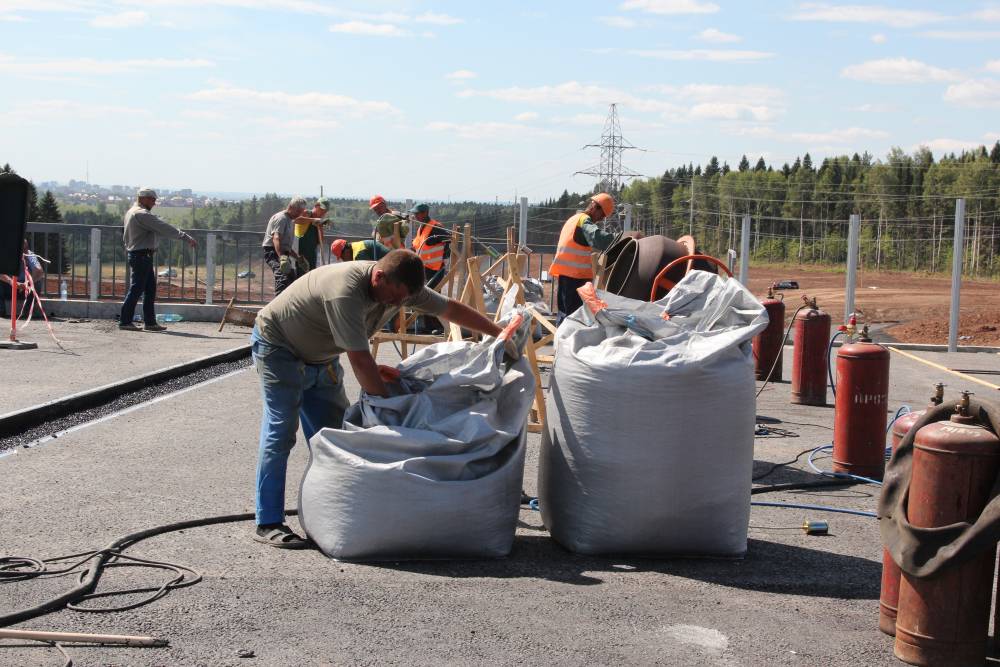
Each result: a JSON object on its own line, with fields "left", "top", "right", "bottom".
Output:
{"left": 753, "top": 287, "right": 786, "bottom": 382}
{"left": 894, "top": 393, "right": 1000, "bottom": 667}
{"left": 790, "top": 297, "right": 831, "bottom": 406}
{"left": 831, "top": 326, "right": 890, "bottom": 480}
{"left": 879, "top": 383, "right": 946, "bottom": 636}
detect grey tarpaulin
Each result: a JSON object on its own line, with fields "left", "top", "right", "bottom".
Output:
{"left": 539, "top": 271, "right": 768, "bottom": 556}
{"left": 879, "top": 398, "right": 1000, "bottom": 578}
{"left": 299, "top": 312, "right": 535, "bottom": 561}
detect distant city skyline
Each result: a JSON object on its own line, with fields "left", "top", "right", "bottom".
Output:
{"left": 2, "top": 1, "right": 997, "bottom": 202}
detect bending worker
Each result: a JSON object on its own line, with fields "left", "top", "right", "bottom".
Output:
{"left": 250, "top": 249, "right": 515, "bottom": 548}
{"left": 119, "top": 187, "right": 197, "bottom": 332}
{"left": 369, "top": 195, "right": 408, "bottom": 248}
{"left": 548, "top": 192, "right": 617, "bottom": 323}
{"left": 330, "top": 238, "right": 390, "bottom": 262}
{"left": 409, "top": 203, "right": 450, "bottom": 289}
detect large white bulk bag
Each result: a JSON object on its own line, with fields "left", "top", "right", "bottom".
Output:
{"left": 300, "top": 316, "right": 535, "bottom": 560}
{"left": 538, "top": 271, "right": 768, "bottom": 557}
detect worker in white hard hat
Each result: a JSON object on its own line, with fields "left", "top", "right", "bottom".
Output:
{"left": 548, "top": 192, "right": 617, "bottom": 323}
{"left": 119, "top": 187, "right": 197, "bottom": 332}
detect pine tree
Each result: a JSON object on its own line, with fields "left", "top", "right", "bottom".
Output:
{"left": 0, "top": 163, "right": 13, "bottom": 174}
{"left": 738, "top": 155, "right": 750, "bottom": 172}
{"left": 705, "top": 156, "right": 720, "bottom": 177}
{"left": 754, "top": 156, "right": 767, "bottom": 172}
{"left": 38, "top": 191, "right": 62, "bottom": 223}
{"left": 802, "top": 153, "right": 814, "bottom": 171}
{"left": 37, "top": 190, "right": 67, "bottom": 273}
{"left": 990, "top": 141, "right": 1000, "bottom": 164}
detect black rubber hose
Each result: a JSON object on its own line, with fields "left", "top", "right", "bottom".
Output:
{"left": 0, "top": 510, "right": 295, "bottom": 627}
{"left": 751, "top": 479, "right": 860, "bottom": 495}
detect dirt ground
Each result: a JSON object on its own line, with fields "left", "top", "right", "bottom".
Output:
{"left": 746, "top": 265, "right": 1000, "bottom": 346}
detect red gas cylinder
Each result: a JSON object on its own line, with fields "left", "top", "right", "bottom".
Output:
{"left": 879, "top": 383, "right": 946, "bottom": 636}
{"left": 894, "top": 393, "right": 1000, "bottom": 667}
{"left": 831, "top": 327, "right": 890, "bottom": 480}
{"left": 753, "top": 288, "right": 785, "bottom": 382}
{"left": 790, "top": 297, "right": 830, "bottom": 406}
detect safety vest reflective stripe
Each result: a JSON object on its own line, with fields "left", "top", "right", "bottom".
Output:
{"left": 412, "top": 220, "right": 446, "bottom": 270}
{"left": 351, "top": 241, "right": 368, "bottom": 257}
{"left": 548, "top": 213, "right": 594, "bottom": 279}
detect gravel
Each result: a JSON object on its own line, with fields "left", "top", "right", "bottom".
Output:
{"left": 0, "top": 356, "right": 252, "bottom": 452}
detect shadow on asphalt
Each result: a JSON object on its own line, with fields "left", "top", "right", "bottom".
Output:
{"left": 361, "top": 535, "right": 880, "bottom": 599}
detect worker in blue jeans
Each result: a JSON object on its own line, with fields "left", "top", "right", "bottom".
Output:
{"left": 251, "top": 250, "right": 511, "bottom": 548}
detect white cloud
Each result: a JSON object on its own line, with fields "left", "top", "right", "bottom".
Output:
{"left": 621, "top": 0, "right": 719, "bottom": 15}
{"left": 181, "top": 109, "right": 225, "bottom": 120}
{"left": 850, "top": 102, "right": 897, "bottom": 112}
{"left": 445, "top": 69, "right": 477, "bottom": 80}
{"left": 973, "top": 7, "right": 1000, "bottom": 21}
{"left": 790, "top": 3, "right": 947, "bottom": 28}
{"left": 841, "top": 57, "right": 962, "bottom": 83}
{"left": 943, "top": 79, "right": 1000, "bottom": 108}
{"left": 628, "top": 48, "right": 775, "bottom": 61}
{"left": 514, "top": 111, "right": 539, "bottom": 121}
{"left": 913, "top": 138, "right": 989, "bottom": 154}
{"left": 598, "top": 16, "right": 638, "bottom": 28}
{"left": 90, "top": 10, "right": 149, "bottom": 28}
{"left": 870, "top": 33, "right": 886, "bottom": 43}
{"left": 329, "top": 21, "right": 407, "bottom": 37}
{"left": 457, "top": 81, "right": 680, "bottom": 114}
{"left": 0, "top": 99, "right": 149, "bottom": 125}
{"left": 696, "top": 27, "right": 740, "bottom": 43}
{"left": 919, "top": 30, "right": 1000, "bottom": 40}
{"left": 689, "top": 102, "right": 778, "bottom": 121}
{"left": 425, "top": 121, "right": 556, "bottom": 140}
{"left": 0, "top": 53, "right": 213, "bottom": 76}
{"left": 413, "top": 12, "right": 462, "bottom": 25}
{"left": 187, "top": 85, "right": 398, "bottom": 116}
{"left": 788, "top": 127, "right": 888, "bottom": 144}
{"left": 987, "top": 60, "right": 1000, "bottom": 74}
{"left": 644, "top": 83, "right": 784, "bottom": 101}
{"left": 0, "top": 14, "right": 28, "bottom": 22}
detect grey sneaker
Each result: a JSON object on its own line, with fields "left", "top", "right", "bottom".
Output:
{"left": 144, "top": 323, "right": 167, "bottom": 332}
{"left": 118, "top": 322, "right": 140, "bottom": 331}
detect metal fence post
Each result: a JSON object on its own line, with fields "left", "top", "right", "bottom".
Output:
{"left": 844, "top": 214, "right": 860, "bottom": 323}
{"left": 948, "top": 198, "right": 966, "bottom": 352}
{"left": 205, "top": 233, "right": 216, "bottom": 305}
{"left": 404, "top": 198, "right": 414, "bottom": 249}
{"left": 739, "top": 214, "right": 751, "bottom": 285}
{"left": 623, "top": 203, "right": 632, "bottom": 233}
{"left": 89, "top": 227, "right": 100, "bottom": 301}
{"left": 518, "top": 196, "right": 528, "bottom": 249}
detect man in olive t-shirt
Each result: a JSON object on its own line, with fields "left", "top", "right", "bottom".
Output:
{"left": 250, "top": 249, "right": 506, "bottom": 548}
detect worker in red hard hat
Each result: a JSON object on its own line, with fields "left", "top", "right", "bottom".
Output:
{"left": 369, "top": 195, "right": 408, "bottom": 248}
{"left": 331, "top": 238, "right": 391, "bottom": 262}
{"left": 548, "top": 192, "right": 618, "bottom": 323}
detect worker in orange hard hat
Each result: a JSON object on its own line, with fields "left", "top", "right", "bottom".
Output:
{"left": 330, "top": 238, "right": 391, "bottom": 262}
{"left": 369, "top": 195, "right": 408, "bottom": 248}
{"left": 548, "top": 192, "right": 618, "bottom": 323}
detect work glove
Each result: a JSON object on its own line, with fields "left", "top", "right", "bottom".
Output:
{"left": 498, "top": 312, "right": 527, "bottom": 361}
{"left": 278, "top": 255, "right": 294, "bottom": 276}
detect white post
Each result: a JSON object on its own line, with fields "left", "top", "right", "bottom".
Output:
{"left": 948, "top": 198, "right": 966, "bottom": 352}
{"left": 739, "top": 214, "right": 751, "bottom": 285}
{"left": 89, "top": 227, "right": 100, "bottom": 301}
{"left": 404, "top": 198, "right": 414, "bottom": 249}
{"left": 844, "top": 214, "right": 860, "bottom": 324}
{"left": 205, "top": 233, "right": 216, "bottom": 305}
{"left": 623, "top": 203, "right": 632, "bottom": 233}
{"left": 518, "top": 196, "right": 528, "bottom": 249}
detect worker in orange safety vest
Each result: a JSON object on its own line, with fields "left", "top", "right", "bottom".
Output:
{"left": 548, "top": 192, "right": 618, "bottom": 322}
{"left": 409, "top": 203, "right": 450, "bottom": 289}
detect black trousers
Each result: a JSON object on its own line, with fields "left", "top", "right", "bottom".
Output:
{"left": 556, "top": 275, "right": 588, "bottom": 323}
{"left": 263, "top": 248, "right": 298, "bottom": 297}
{"left": 120, "top": 250, "right": 156, "bottom": 325}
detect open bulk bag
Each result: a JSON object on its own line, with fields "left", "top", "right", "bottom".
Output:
{"left": 539, "top": 272, "right": 768, "bottom": 556}
{"left": 300, "top": 312, "right": 535, "bottom": 560}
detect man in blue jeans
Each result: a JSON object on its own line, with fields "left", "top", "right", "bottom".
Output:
{"left": 119, "top": 187, "right": 196, "bottom": 331}
{"left": 251, "top": 249, "right": 511, "bottom": 548}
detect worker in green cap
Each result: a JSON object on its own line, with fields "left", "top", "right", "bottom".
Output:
{"left": 294, "top": 197, "right": 332, "bottom": 273}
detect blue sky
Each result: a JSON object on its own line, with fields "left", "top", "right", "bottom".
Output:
{"left": 1, "top": 1, "right": 997, "bottom": 202}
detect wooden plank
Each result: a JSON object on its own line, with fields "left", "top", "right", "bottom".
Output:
{"left": 373, "top": 332, "right": 445, "bottom": 345}
{"left": 535, "top": 353, "right": 554, "bottom": 364}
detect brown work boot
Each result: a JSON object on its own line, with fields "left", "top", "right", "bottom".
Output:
{"left": 144, "top": 323, "right": 167, "bottom": 332}
{"left": 118, "top": 322, "right": 140, "bottom": 331}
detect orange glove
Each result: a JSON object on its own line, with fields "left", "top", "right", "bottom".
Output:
{"left": 377, "top": 365, "right": 401, "bottom": 383}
